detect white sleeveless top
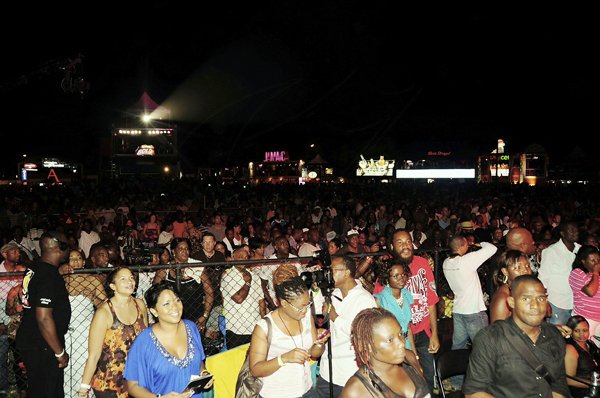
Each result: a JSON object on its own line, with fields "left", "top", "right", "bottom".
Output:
{"left": 258, "top": 310, "right": 314, "bottom": 398}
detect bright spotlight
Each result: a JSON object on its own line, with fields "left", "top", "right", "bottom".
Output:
{"left": 141, "top": 114, "right": 152, "bottom": 123}
{"left": 163, "top": 166, "right": 170, "bottom": 173}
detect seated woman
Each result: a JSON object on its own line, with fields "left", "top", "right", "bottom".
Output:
{"left": 340, "top": 307, "right": 429, "bottom": 398}
{"left": 124, "top": 282, "right": 213, "bottom": 397}
{"left": 249, "top": 264, "right": 329, "bottom": 398}
{"left": 565, "top": 315, "right": 600, "bottom": 398}
{"left": 489, "top": 250, "right": 532, "bottom": 323}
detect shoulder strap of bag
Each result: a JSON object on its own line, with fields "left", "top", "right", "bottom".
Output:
{"left": 500, "top": 322, "right": 553, "bottom": 384}
{"left": 264, "top": 316, "right": 272, "bottom": 356}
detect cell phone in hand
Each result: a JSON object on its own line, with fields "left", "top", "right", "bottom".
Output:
{"left": 185, "top": 373, "right": 213, "bottom": 394}
{"left": 317, "top": 329, "right": 330, "bottom": 340}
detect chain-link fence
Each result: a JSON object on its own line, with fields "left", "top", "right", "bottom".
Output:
{"left": 1, "top": 248, "right": 461, "bottom": 397}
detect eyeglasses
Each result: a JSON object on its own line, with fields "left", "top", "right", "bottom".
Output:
{"left": 286, "top": 300, "right": 313, "bottom": 313}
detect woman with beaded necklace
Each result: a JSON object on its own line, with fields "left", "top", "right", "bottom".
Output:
{"left": 249, "top": 264, "right": 330, "bottom": 398}
{"left": 124, "top": 282, "right": 212, "bottom": 397}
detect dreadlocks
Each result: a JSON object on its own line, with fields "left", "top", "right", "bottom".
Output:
{"left": 351, "top": 307, "right": 398, "bottom": 370}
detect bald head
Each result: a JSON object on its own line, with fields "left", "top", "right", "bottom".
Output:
{"left": 506, "top": 228, "right": 535, "bottom": 256}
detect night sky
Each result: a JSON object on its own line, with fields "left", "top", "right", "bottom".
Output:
{"left": 0, "top": 3, "right": 595, "bottom": 178}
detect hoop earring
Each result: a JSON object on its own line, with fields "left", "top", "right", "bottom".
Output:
{"left": 502, "top": 273, "right": 509, "bottom": 284}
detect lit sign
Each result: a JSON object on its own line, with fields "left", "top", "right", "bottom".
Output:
{"left": 135, "top": 145, "right": 156, "bottom": 156}
{"left": 24, "top": 163, "right": 38, "bottom": 170}
{"left": 396, "top": 169, "right": 476, "bottom": 179}
{"left": 308, "top": 171, "right": 318, "bottom": 179}
{"left": 118, "top": 129, "right": 172, "bottom": 135}
{"left": 325, "top": 168, "right": 333, "bottom": 175}
{"left": 42, "top": 160, "right": 65, "bottom": 168}
{"left": 357, "top": 155, "right": 395, "bottom": 177}
{"left": 490, "top": 164, "right": 509, "bottom": 177}
{"left": 264, "top": 151, "right": 289, "bottom": 162}
{"left": 427, "top": 151, "right": 451, "bottom": 156}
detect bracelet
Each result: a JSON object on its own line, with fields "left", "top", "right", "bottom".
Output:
{"left": 80, "top": 383, "right": 91, "bottom": 390}
{"left": 54, "top": 348, "right": 65, "bottom": 358}
{"left": 277, "top": 355, "right": 284, "bottom": 367}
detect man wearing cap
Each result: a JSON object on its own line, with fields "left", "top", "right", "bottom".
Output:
{"left": 339, "top": 229, "right": 373, "bottom": 278}
{"left": 0, "top": 243, "right": 26, "bottom": 394}
{"left": 16, "top": 231, "right": 71, "bottom": 398}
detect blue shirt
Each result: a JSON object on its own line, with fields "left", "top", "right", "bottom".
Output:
{"left": 124, "top": 319, "right": 206, "bottom": 397}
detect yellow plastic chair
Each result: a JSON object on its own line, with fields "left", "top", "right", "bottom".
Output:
{"left": 205, "top": 343, "right": 250, "bottom": 398}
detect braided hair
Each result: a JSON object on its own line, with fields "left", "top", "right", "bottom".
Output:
{"left": 273, "top": 264, "right": 307, "bottom": 302}
{"left": 351, "top": 307, "right": 398, "bottom": 370}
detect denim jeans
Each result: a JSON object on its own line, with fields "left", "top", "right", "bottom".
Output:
{"left": 452, "top": 311, "right": 488, "bottom": 350}
{"left": 0, "top": 334, "right": 9, "bottom": 391}
{"left": 413, "top": 330, "right": 435, "bottom": 394}
{"left": 450, "top": 311, "right": 488, "bottom": 388}
{"left": 548, "top": 302, "right": 571, "bottom": 325}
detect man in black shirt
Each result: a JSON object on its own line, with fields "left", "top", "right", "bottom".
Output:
{"left": 16, "top": 231, "right": 71, "bottom": 398}
{"left": 464, "top": 275, "right": 570, "bottom": 398}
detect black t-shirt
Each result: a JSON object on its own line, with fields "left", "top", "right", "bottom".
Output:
{"left": 192, "top": 250, "right": 227, "bottom": 306}
{"left": 16, "top": 261, "right": 71, "bottom": 350}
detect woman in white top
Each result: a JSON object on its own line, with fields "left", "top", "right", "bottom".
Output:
{"left": 249, "top": 265, "right": 330, "bottom": 398}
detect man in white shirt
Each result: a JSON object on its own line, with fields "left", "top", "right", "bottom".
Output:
{"left": 538, "top": 221, "right": 581, "bottom": 325}
{"left": 221, "top": 249, "right": 265, "bottom": 348}
{"left": 316, "top": 255, "right": 377, "bottom": 397}
{"left": 443, "top": 237, "right": 497, "bottom": 350}
{"left": 77, "top": 219, "right": 100, "bottom": 258}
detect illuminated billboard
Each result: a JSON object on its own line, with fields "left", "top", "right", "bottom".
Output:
{"left": 357, "top": 155, "right": 395, "bottom": 177}
{"left": 395, "top": 169, "right": 475, "bottom": 179}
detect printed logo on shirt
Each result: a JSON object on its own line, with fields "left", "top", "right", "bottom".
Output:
{"left": 406, "top": 267, "right": 433, "bottom": 325}
{"left": 40, "top": 298, "right": 52, "bottom": 305}
{"left": 20, "top": 268, "right": 34, "bottom": 309}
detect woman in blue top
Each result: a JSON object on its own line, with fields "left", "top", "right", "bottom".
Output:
{"left": 374, "top": 260, "right": 417, "bottom": 353}
{"left": 124, "top": 282, "right": 213, "bottom": 397}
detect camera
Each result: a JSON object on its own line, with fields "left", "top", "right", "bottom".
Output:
{"left": 300, "top": 250, "right": 335, "bottom": 296}
{"left": 124, "top": 245, "right": 164, "bottom": 266}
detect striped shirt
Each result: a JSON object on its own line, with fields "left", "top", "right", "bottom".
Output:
{"left": 569, "top": 268, "right": 600, "bottom": 322}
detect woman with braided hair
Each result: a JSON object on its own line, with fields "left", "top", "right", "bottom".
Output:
{"left": 340, "top": 308, "right": 430, "bottom": 398}
{"left": 249, "top": 264, "right": 329, "bottom": 398}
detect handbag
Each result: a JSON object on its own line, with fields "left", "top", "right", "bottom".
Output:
{"left": 501, "top": 322, "right": 553, "bottom": 384}
{"left": 235, "top": 317, "right": 272, "bottom": 398}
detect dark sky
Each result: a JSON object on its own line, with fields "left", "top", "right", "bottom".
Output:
{"left": 0, "top": 3, "right": 596, "bottom": 177}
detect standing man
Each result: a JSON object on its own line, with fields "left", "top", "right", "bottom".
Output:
{"left": 464, "top": 275, "right": 570, "bottom": 398}
{"left": 443, "top": 237, "right": 496, "bottom": 350}
{"left": 391, "top": 229, "right": 440, "bottom": 392}
{"left": 539, "top": 222, "right": 581, "bottom": 325}
{"left": 316, "top": 255, "right": 377, "bottom": 397}
{"left": 443, "top": 237, "right": 496, "bottom": 390}
{"left": 16, "top": 231, "right": 71, "bottom": 398}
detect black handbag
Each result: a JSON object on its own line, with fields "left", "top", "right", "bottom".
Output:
{"left": 234, "top": 317, "right": 272, "bottom": 398}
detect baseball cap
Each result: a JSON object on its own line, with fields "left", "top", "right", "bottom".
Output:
{"left": 1, "top": 242, "right": 20, "bottom": 253}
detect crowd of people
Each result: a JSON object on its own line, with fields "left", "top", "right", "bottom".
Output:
{"left": 1, "top": 180, "right": 600, "bottom": 397}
